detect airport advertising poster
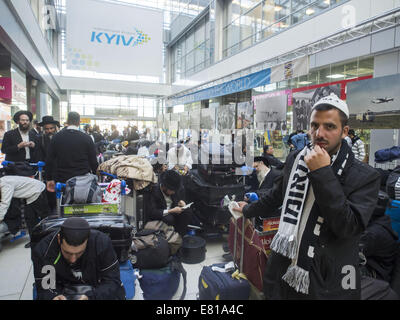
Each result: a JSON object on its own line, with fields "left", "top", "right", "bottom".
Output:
{"left": 347, "top": 74, "right": 400, "bottom": 129}
{"left": 66, "top": 0, "right": 163, "bottom": 77}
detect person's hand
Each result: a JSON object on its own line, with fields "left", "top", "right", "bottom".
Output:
{"left": 169, "top": 206, "right": 183, "bottom": 214}
{"left": 53, "top": 295, "right": 67, "bottom": 300}
{"left": 28, "top": 141, "right": 35, "bottom": 148}
{"left": 78, "top": 295, "right": 88, "bottom": 300}
{"left": 232, "top": 201, "right": 248, "bottom": 213}
{"left": 183, "top": 166, "right": 189, "bottom": 174}
{"left": 178, "top": 200, "right": 186, "bottom": 207}
{"left": 304, "top": 145, "right": 331, "bottom": 172}
{"left": 17, "top": 141, "right": 29, "bottom": 149}
{"left": 47, "top": 180, "right": 56, "bottom": 192}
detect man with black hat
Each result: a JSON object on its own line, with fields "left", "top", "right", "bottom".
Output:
{"left": 37, "top": 116, "right": 61, "bottom": 162}
{"left": 147, "top": 170, "right": 192, "bottom": 236}
{"left": 1, "top": 110, "right": 39, "bottom": 162}
{"left": 37, "top": 116, "right": 61, "bottom": 213}
{"left": 32, "top": 217, "right": 125, "bottom": 300}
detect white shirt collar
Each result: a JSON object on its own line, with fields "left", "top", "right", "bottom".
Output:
{"left": 67, "top": 125, "right": 79, "bottom": 131}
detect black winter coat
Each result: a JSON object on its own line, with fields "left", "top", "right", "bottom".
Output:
{"left": 243, "top": 146, "right": 381, "bottom": 299}
{"left": 1, "top": 128, "right": 39, "bottom": 162}
{"left": 32, "top": 229, "right": 125, "bottom": 300}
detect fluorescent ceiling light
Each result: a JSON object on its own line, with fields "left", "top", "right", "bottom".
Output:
{"left": 274, "top": 5, "right": 282, "bottom": 12}
{"left": 327, "top": 74, "right": 345, "bottom": 79}
{"left": 306, "top": 8, "right": 315, "bottom": 15}
{"left": 298, "top": 81, "right": 312, "bottom": 85}
{"left": 324, "top": 0, "right": 330, "bottom": 5}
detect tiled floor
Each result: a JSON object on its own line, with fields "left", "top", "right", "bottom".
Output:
{"left": 0, "top": 232, "right": 228, "bottom": 300}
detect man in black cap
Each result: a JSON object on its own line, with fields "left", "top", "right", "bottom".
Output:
{"left": 147, "top": 170, "right": 192, "bottom": 236}
{"left": 252, "top": 156, "right": 282, "bottom": 197}
{"left": 1, "top": 110, "right": 39, "bottom": 162}
{"left": 262, "top": 145, "right": 285, "bottom": 170}
{"left": 32, "top": 217, "right": 125, "bottom": 300}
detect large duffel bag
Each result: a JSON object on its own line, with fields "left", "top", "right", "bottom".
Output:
{"left": 198, "top": 262, "right": 250, "bottom": 300}
{"left": 31, "top": 215, "right": 133, "bottom": 262}
{"left": 139, "top": 257, "right": 187, "bottom": 300}
{"left": 186, "top": 170, "right": 249, "bottom": 205}
{"left": 130, "top": 229, "right": 171, "bottom": 269}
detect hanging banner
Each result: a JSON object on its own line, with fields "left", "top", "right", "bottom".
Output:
{"left": 66, "top": 0, "right": 163, "bottom": 77}
{"left": 270, "top": 56, "right": 309, "bottom": 84}
{"left": 168, "top": 69, "right": 271, "bottom": 106}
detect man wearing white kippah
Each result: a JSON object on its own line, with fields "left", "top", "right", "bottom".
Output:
{"left": 234, "top": 93, "right": 381, "bottom": 300}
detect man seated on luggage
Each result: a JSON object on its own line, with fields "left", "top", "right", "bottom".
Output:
{"left": 32, "top": 217, "right": 125, "bottom": 300}
{"left": 0, "top": 175, "right": 49, "bottom": 250}
{"left": 147, "top": 170, "right": 192, "bottom": 237}
{"left": 167, "top": 141, "right": 193, "bottom": 176}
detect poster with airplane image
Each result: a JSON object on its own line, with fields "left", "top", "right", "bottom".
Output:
{"left": 347, "top": 74, "right": 400, "bottom": 129}
{"left": 254, "top": 94, "right": 287, "bottom": 131}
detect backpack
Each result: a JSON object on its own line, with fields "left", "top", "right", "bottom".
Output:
{"left": 130, "top": 229, "right": 170, "bottom": 269}
{"left": 3, "top": 162, "right": 36, "bottom": 177}
{"left": 143, "top": 220, "right": 183, "bottom": 255}
{"left": 63, "top": 173, "right": 102, "bottom": 204}
{"left": 375, "top": 146, "right": 400, "bottom": 163}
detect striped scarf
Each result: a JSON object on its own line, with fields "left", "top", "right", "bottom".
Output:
{"left": 270, "top": 141, "right": 350, "bottom": 294}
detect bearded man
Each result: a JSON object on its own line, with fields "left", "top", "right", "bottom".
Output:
{"left": 1, "top": 111, "right": 39, "bottom": 162}
{"left": 234, "top": 94, "right": 380, "bottom": 300}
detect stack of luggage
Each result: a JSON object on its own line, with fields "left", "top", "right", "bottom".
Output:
{"left": 186, "top": 142, "right": 251, "bottom": 231}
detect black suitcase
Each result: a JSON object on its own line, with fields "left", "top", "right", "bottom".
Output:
{"left": 31, "top": 215, "right": 133, "bottom": 262}
{"left": 193, "top": 201, "right": 232, "bottom": 227}
{"left": 197, "top": 164, "right": 238, "bottom": 186}
{"left": 198, "top": 262, "right": 250, "bottom": 300}
{"left": 186, "top": 170, "right": 249, "bottom": 205}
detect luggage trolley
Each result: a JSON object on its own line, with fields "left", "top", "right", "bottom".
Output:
{"left": 55, "top": 172, "right": 128, "bottom": 221}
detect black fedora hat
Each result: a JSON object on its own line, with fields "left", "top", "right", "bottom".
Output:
{"left": 38, "top": 115, "right": 61, "bottom": 127}
{"left": 160, "top": 170, "right": 182, "bottom": 192}
{"left": 13, "top": 110, "right": 33, "bottom": 123}
{"left": 253, "top": 156, "right": 270, "bottom": 167}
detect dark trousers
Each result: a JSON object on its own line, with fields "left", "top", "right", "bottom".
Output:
{"left": 24, "top": 191, "right": 51, "bottom": 236}
{"left": 4, "top": 195, "right": 49, "bottom": 237}
{"left": 162, "top": 209, "right": 192, "bottom": 237}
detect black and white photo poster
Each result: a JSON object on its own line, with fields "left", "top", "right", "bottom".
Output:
{"left": 217, "top": 104, "right": 236, "bottom": 131}
{"left": 254, "top": 94, "right": 287, "bottom": 131}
